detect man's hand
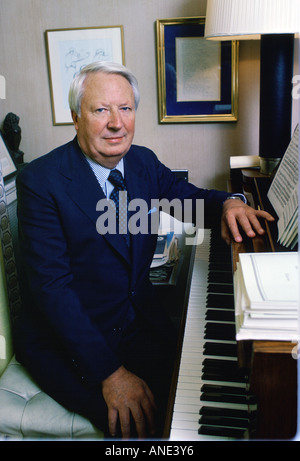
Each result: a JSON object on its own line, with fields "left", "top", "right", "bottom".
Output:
{"left": 221, "top": 198, "right": 275, "bottom": 245}
{"left": 101, "top": 366, "right": 157, "bottom": 439}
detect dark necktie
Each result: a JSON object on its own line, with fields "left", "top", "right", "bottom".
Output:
{"left": 108, "top": 169, "right": 130, "bottom": 246}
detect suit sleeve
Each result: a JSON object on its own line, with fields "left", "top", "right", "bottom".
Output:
{"left": 151, "top": 150, "right": 230, "bottom": 227}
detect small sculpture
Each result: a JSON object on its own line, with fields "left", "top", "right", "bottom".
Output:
{"left": 2, "top": 112, "right": 25, "bottom": 167}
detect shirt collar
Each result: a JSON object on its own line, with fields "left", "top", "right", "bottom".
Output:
{"left": 83, "top": 153, "right": 124, "bottom": 195}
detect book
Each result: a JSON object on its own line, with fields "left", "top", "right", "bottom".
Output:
{"left": 234, "top": 252, "right": 299, "bottom": 341}
{"left": 267, "top": 124, "right": 299, "bottom": 249}
{"left": 153, "top": 234, "right": 168, "bottom": 260}
{"left": 151, "top": 232, "right": 177, "bottom": 267}
{"left": 150, "top": 232, "right": 180, "bottom": 285}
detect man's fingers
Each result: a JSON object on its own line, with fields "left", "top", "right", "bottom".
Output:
{"left": 247, "top": 213, "right": 267, "bottom": 236}
{"left": 133, "top": 384, "right": 156, "bottom": 438}
{"left": 223, "top": 212, "right": 243, "bottom": 243}
{"left": 119, "top": 406, "right": 132, "bottom": 439}
{"left": 236, "top": 214, "right": 257, "bottom": 238}
{"left": 221, "top": 219, "right": 234, "bottom": 245}
{"left": 141, "top": 389, "right": 157, "bottom": 436}
{"left": 119, "top": 397, "right": 156, "bottom": 439}
{"left": 260, "top": 210, "right": 275, "bottom": 222}
{"left": 130, "top": 406, "right": 148, "bottom": 439}
{"left": 108, "top": 407, "right": 119, "bottom": 437}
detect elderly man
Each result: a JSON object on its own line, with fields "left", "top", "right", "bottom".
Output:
{"left": 15, "top": 62, "right": 274, "bottom": 439}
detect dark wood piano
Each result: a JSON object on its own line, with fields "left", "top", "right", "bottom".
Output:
{"left": 164, "top": 168, "right": 298, "bottom": 440}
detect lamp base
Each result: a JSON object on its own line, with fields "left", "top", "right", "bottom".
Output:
{"left": 259, "top": 157, "right": 281, "bottom": 175}
{"left": 259, "top": 34, "right": 294, "bottom": 174}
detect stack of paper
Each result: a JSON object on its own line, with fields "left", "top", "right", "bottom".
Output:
{"left": 151, "top": 232, "right": 177, "bottom": 268}
{"left": 234, "top": 252, "right": 299, "bottom": 341}
{"left": 150, "top": 232, "right": 180, "bottom": 285}
{"left": 267, "top": 124, "right": 298, "bottom": 249}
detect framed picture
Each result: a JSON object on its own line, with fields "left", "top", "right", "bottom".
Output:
{"left": 0, "top": 133, "right": 16, "bottom": 179}
{"left": 156, "top": 17, "right": 238, "bottom": 123}
{"left": 45, "top": 26, "right": 125, "bottom": 125}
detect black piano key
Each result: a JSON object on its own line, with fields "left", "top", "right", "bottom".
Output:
{"left": 208, "top": 272, "right": 233, "bottom": 284}
{"left": 202, "top": 366, "right": 248, "bottom": 380}
{"left": 201, "top": 384, "right": 248, "bottom": 395}
{"left": 206, "top": 293, "right": 234, "bottom": 309}
{"left": 201, "top": 384, "right": 257, "bottom": 405}
{"left": 202, "top": 359, "right": 248, "bottom": 383}
{"left": 201, "top": 392, "right": 254, "bottom": 405}
{"left": 204, "top": 323, "right": 236, "bottom": 340}
{"left": 198, "top": 425, "right": 247, "bottom": 439}
{"left": 202, "top": 363, "right": 245, "bottom": 373}
{"left": 208, "top": 261, "right": 232, "bottom": 270}
{"left": 205, "top": 309, "right": 235, "bottom": 322}
{"left": 209, "top": 242, "right": 231, "bottom": 256}
{"left": 202, "top": 358, "right": 242, "bottom": 371}
{"left": 203, "top": 342, "right": 238, "bottom": 357}
{"left": 199, "top": 415, "right": 249, "bottom": 429}
{"left": 207, "top": 283, "right": 233, "bottom": 294}
{"left": 205, "top": 320, "right": 235, "bottom": 333}
{"left": 199, "top": 406, "right": 255, "bottom": 420}
{"left": 202, "top": 373, "right": 246, "bottom": 384}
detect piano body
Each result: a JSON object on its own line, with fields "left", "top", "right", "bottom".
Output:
{"left": 164, "top": 169, "right": 298, "bottom": 440}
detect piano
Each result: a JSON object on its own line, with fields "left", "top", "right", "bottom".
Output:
{"left": 164, "top": 170, "right": 298, "bottom": 440}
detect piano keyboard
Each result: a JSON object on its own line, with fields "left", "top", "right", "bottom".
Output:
{"left": 169, "top": 229, "right": 257, "bottom": 440}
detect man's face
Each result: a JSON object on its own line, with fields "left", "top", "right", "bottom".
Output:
{"left": 72, "top": 72, "right": 136, "bottom": 169}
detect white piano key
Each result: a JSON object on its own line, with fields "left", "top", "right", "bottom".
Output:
{"left": 176, "top": 381, "right": 201, "bottom": 391}
{"left": 172, "top": 411, "right": 199, "bottom": 423}
{"left": 171, "top": 418, "right": 199, "bottom": 431}
{"left": 177, "top": 374, "right": 202, "bottom": 384}
{"left": 173, "top": 402, "right": 201, "bottom": 414}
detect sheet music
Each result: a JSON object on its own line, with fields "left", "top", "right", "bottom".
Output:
{"left": 267, "top": 124, "right": 299, "bottom": 247}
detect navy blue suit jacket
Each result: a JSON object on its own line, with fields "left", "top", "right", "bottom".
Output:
{"left": 15, "top": 138, "right": 230, "bottom": 388}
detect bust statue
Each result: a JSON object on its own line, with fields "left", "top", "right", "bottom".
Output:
{"left": 2, "top": 112, "right": 25, "bottom": 166}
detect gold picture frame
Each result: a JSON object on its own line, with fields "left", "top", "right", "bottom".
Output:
{"left": 45, "top": 26, "right": 125, "bottom": 125}
{"left": 156, "top": 17, "right": 238, "bottom": 123}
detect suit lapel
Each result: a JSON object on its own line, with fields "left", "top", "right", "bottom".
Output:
{"left": 59, "top": 139, "right": 131, "bottom": 263}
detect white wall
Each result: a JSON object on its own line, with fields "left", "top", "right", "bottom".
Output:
{"left": 0, "top": 0, "right": 264, "bottom": 190}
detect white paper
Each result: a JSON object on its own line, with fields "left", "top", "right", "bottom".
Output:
{"left": 240, "top": 252, "right": 298, "bottom": 306}
{"left": 268, "top": 125, "right": 299, "bottom": 216}
{"left": 176, "top": 38, "right": 221, "bottom": 102}
{"left": 234, "top": 252, "right": 299, "bottom": 341}
{"left": 267, "top": 125, "right": 299, "bottom": 248}
{"left": 0, "top": 134, "right": 16, "bottom": 178}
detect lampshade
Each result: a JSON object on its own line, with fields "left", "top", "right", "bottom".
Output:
{"left": 205, "top": 0, "right": 300, "bottom": 40}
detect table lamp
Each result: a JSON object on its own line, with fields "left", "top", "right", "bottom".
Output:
{"left": 205, "top": 0, "right": 300, "bottom": 174}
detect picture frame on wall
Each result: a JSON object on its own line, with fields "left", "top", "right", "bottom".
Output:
{"left": 156, "top": 17, "right": 238, "bottom": 123}
{"left": 45, "top": 26, "right": 125, "bottom": 125}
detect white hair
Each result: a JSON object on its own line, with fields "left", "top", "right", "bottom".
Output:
{"left": 68, "top": 61, "right": 140, "bottom": 116}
